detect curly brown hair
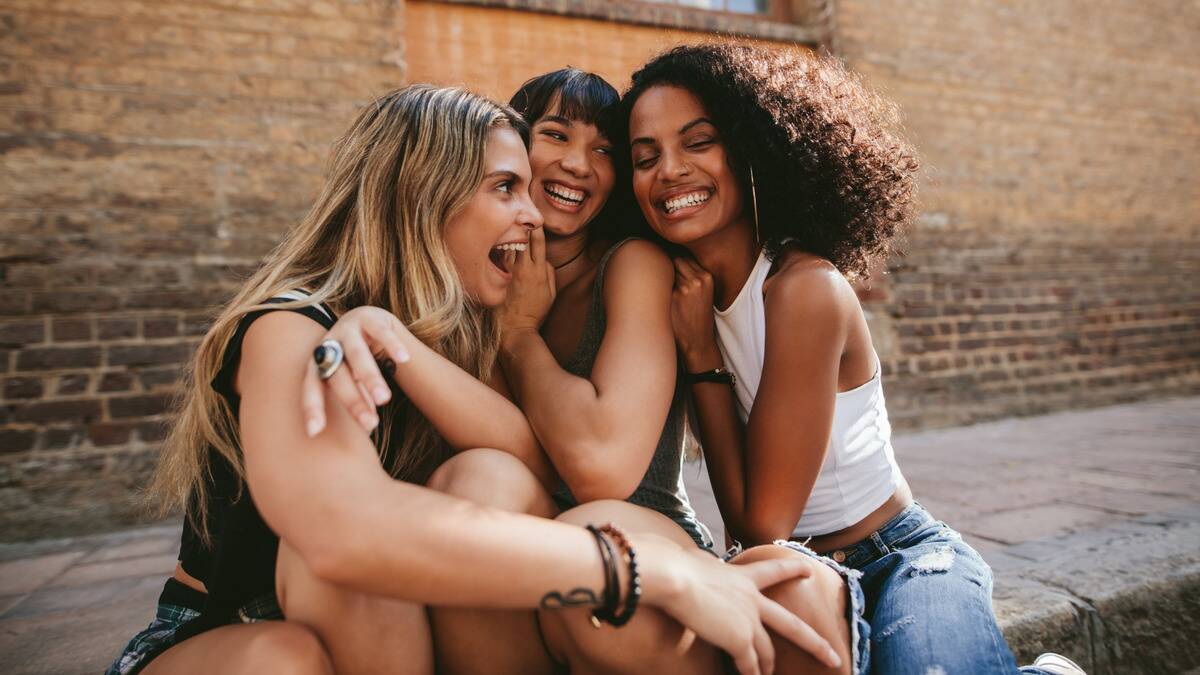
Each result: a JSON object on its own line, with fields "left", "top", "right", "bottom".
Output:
{"left": 622, "top": 43, "right": 920, "bottom": 278}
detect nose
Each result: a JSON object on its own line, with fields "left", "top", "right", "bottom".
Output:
{"left": 659, "top": 148, "right": 691, "bottom": 182}
{"left": 559, "top": 142, "right": 592, "bottom": 178}
{"left": 519, "top": 189, "right": 544, "bottom": 231}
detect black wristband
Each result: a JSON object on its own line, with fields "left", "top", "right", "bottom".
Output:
{"left": 685, "top": 367, "right": 736, "bottom": 386}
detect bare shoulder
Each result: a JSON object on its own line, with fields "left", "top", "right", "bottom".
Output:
{"left": 603, "top": 239, "right": 673, "bottom": 298}
{"left": 237, "top": 310, "right": 328, "bottom": 394}
{"left": 763, "top": 250, "right": 856, "bottom": 323}
{"left": 606, "top": 238, "right": 673, "bottom": 278}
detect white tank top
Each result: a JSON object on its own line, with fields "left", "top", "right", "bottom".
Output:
{"left": 712, "top": 250, "right": 901, "bottom": 537}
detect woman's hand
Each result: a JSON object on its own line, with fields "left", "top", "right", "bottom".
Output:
{"left": 498, "top": 226, "right": 557, "bottom": 336}
{"left": 301, "top": 306, "right": 412, "bottom": 437}
{"left": 638, "top": 535, "right": 842, "bottom": 675}
{"left": 671, "top": 257, "right": 722, "bottom": 371}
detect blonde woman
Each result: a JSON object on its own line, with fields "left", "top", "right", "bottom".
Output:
{"left": 106, "top": 84, "right": 836, "bottom": 675}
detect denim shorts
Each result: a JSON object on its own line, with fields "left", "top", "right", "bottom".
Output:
{"left": 105, "top": 579, "right": 283, "bottom": 675}
{"left": 724, "top": 541, "right": 870, "bottom": 675}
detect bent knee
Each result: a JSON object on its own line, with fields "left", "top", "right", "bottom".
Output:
{"left": 427, "top": 448, "right": 553, "bottom": 514}
{"left": 243, "top": 623, "right": 333, "bottom": 675}
{"left": 731, "top": 545, "right": 846, "bottom": 608}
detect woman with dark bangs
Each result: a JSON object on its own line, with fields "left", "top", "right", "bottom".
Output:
{"left": 107, "top": 83, "right": 837, "bottom": 675}
{"left": 623, "top": 44, "right": 1081, "bottom": 674}
{"left": 307, "top": 68, "right": 849, "bottom": 674}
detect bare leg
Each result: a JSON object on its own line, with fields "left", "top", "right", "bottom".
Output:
{"left": 727, "top": 545, "right": 853, "bottom": 675}
{"left": 142, "top": 621, "right": 333, "bottom": 675}
{"left": 425, "top": 448, "right": 560, "bottom": 675}
{"left": 276, "top": 538, "right": 434, "bottom": 675}
{"left": 538, "top": 500, "right": 724, "bottom": 675}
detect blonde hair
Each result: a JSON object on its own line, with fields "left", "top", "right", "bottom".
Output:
{"left": 150, "top": 85, "right": 527, "bottom": 538}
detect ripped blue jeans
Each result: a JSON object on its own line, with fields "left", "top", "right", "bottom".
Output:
{"left": 824, "top": 502, "right": 1048, "bottom": 674}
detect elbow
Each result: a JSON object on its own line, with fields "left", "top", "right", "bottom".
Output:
{"left": 558, "top": 443, "right": 642, "bottom": 503}
{"left": 280, "top": 502, "right": 368, "bottom": 588}
{"left": 736, "top": 511, "right": 798, "bottom": 547}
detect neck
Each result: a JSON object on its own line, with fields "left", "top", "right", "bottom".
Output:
{"left": 546, "top": 229, "right": 593, "bottom": 290}
{"left": 685, "top": 217, "right": 760, "bottom": 311}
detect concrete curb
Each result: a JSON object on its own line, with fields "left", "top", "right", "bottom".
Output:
{"left": 992, "top": 506, "right": 1200, "bottom": 674}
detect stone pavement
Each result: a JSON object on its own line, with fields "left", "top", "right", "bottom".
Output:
{"left": 1, "top": 397, "right": 1197, "bottom": 674}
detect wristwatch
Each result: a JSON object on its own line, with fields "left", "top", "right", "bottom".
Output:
{"left": 686, "top": 367, "right": 736, "bottom": 386}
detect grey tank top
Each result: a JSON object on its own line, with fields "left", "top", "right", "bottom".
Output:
{"left": 553, "top": 239, "right": 714, "bottom": 550}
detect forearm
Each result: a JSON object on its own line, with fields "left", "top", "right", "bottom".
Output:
{"left": 499, "top": 329, "right": 619, "bottom": 489}
{"left": 688, "top": 378, "right": 754, "bottom": 538}
{"left": 318, "top": 470, "right": 679, "bottom": 609}
{"left": 389, "top": 330, "right": 542, "bottom": 465}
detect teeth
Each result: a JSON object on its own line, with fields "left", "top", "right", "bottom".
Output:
{"left": 546, "top": 183, "right": 584, "bottom": 204}
{"left": 664, "top": 191, "right": 710, "bottom": 214}
{"left": 493, "top": 243, "right": 528, "bottom": 252}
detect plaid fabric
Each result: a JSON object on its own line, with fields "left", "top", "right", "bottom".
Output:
{"left": 105, "top": 593, "right": 282, "bottom": 675}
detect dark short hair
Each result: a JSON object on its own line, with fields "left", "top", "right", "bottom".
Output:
{"left": 624, "top": 43, "right": 920, "bottom": 278}
{"left": 510, "top": 68, "right": 639, "bottom": 241}
{"left": 509, "top": 68, "right": 621, "bottom": 140}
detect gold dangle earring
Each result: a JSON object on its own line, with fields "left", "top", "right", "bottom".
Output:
{"left": 749, "top": 165, "right": 761, "bottom": 244}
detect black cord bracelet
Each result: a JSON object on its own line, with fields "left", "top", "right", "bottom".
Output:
{"left": 587, "top": 523, "right": 640, "bottom": 628}
{"left": 585, "top": 524, "right": 620, "bottom": 625}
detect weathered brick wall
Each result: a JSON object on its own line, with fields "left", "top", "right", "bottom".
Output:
{"left": 834, "top": 0, "right": 1200, "bottom": 428}
{"left": 2, "top": 0, "right": 1197, "bottom": 539}
{"left": 0, "top": 0, "right": 405, "bottom": 539}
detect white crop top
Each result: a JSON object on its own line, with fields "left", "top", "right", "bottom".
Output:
{"left": 712, "top": 250, "right": 901, "bottom": 537}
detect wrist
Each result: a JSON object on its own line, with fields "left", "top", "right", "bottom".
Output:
{"left": 627, "top": 534, "right": 686, "bottom": 609}
{"left": 681, "top": 345, "right": 723, "bottom": 373}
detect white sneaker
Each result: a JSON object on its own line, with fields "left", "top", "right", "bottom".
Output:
{"left": 1031, "top": 653, "right": 1087, "bottom": 675}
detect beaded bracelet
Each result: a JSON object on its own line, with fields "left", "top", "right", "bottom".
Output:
{"left": 585, "top": 524, "right": 620, "bottom": 626}
{"left": 589, "top": 523, "right": 641, "bottom": 628}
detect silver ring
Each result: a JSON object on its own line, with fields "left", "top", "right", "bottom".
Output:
{"left": 314, "top": 339, "right": 344, "bottom": 380}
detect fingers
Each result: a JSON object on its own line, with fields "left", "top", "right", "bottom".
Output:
{"left": 529, "top": 225, "right": 546, "bottom": 265}
{"left": 301, "top": 358, "right": 326, "bottom": 437}
{"left": 731, "top": 644, "right": 762, "bottom": 675}
{"left": 340, "top": 322, "right": 393, "bottom": 407}
{"left": 753, "top": 616, "right": 776, "bottom": 675}
{"left": 325, "top": 365, "right": 378, "bottom": 432}
{"left": 739, "top": 557, "right": 813, "bottom": 590}
{"left": 758, "top": 596, "right": 842, "bottom": 670}
{"left": 545, "top": 260, "right": 557, "bottom": 300}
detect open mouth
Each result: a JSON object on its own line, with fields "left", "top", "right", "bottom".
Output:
{"left": 488, "top": 241, "right": 527, "bottom": 273}
{"left": 544, "top": 181, "right": 587, "bottom": 211}
{"left": 661, "top": 189, "right": 712, "bottom": 216}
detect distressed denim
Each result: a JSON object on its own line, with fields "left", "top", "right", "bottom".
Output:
{"left": 824, "top": 502, "right": 1052, "bottom": 674}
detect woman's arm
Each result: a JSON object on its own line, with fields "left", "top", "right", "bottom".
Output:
{"left": 500, "top": 238, "right": 678, "bottom": 501}
{"left": 673, "top": 260, "right": 848, "bottom": 545}
{"left": 299, "top": 305, "right": 555, "bottom": 487}
{"left": 240, "top": 311, "right": 840, "bottom": 674}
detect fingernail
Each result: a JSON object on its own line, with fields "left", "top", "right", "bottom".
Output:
{"left": 306, "top": 419, "right": 322, "bottom": 437}
{"left": 395, "top": 349, "right": 410, "bottom": 364}
{"left": 373, "top": 387, "right": 390, "bottom": 404}
{"left": 359, "top": 413, "right": 378, "bottom": 430}
{"left": 828, "top": 648, "right": 842, "bottom": 668}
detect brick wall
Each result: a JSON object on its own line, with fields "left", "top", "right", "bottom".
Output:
{"left": 834, "top": 0, "right": 1200, "bottom": 428}
{"left": 404, "top": 1, "right": 783, "bottom": 99}
{"left": 2, "top": 0, "right": 1197, "bottom": 539}
{"left": 0, "top": 0, "right": 405, "bottom": 539}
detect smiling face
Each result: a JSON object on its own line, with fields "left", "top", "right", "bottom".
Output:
{"left": 628, "top": 85, "right": 748, "bottom": 247}
{"left": 528, "top": 110, "right": 616, "bottom": 238}
{"left": 443, "top": 126, "right": 543, "bottom": 309}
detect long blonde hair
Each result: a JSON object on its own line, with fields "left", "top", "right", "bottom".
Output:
{"left": 150, "top": 85, "right": 527, "bottom": 538}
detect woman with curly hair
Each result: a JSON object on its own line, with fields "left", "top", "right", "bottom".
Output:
{"left": 625, "top": 43, "right": 1069, "bottom": 674}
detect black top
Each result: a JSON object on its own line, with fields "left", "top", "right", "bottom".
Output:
{"left": 166, "top": 298, "right": 336, "bottom": 642}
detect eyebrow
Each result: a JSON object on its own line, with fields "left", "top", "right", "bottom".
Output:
{"left": 631, "top": 117, "right": 715, "bottom": 147}
{"left": 539, "top": 115, "right": 573, "bottom": 127}
{"left": 484, "top": 170, "right": 519, "bottom": 181}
